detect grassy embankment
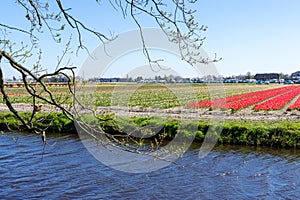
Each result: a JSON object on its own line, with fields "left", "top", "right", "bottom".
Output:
{"left": 1, "top": 83, "right": 299, "bottom": 148}
{"left": 1, "top": 112, "right": 300, "bottom": 148}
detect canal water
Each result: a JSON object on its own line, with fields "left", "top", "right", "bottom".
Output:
{"left": 0, "top": 132, "right": 300, "bottom": 199}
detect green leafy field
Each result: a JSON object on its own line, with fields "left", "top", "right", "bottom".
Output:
{"left": 1, "top": 83, "right": 284, "bottom": 109}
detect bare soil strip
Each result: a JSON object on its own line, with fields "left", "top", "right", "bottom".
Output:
{"left": 1, "top": 104, "right": 299, "bottom": 122}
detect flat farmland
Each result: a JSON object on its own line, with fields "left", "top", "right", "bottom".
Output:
{"left": 1, "top": 83, "right": 300, "bottom": 121}
{"left": 78, "top": 83, "right": 290, "bottom": 108}
{"left": 1, "top": 83, "right": 296, "bottom": 109}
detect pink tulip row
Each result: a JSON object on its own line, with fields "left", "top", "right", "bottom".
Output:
{"left": 187, "top": 86, "right": 300, "bottom": 111}
{"left": 254, "top": 86, "right": 300, "bottom": 111}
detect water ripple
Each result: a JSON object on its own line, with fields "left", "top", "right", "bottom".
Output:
{"left": 0, "top": 133, "right": 300, "bottom": 199}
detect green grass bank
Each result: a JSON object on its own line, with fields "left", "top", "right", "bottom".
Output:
{"left": 1, "top": 112, "right": 300, "bottom": 148}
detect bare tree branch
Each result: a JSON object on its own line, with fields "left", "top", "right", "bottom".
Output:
{"left": 0, "top": 0, "right": 217, "bottom": 158}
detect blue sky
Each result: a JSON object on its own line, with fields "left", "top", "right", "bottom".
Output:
{"left": 198, "top": 0, "right": 300, "bottom": 76}
{"left": 1, "top": 0, "right": 300, "bottom": 78}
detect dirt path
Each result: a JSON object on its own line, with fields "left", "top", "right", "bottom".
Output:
{"left": 1, "top": 103, "right": 300, "bottom": 122}
{"left": 96, "top": 106, "right": 300, "bottom": 121}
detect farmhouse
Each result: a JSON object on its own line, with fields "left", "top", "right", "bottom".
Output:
{"left": 253, "top": 73, "right": 279, "bottom": 81}
{"left": 291, "top": 71, "right": 300, "bottom": 79}
{"left": 99, "top": 78, "right": 120, "bottom": 82}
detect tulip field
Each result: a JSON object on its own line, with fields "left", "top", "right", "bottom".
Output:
{"left": 187, "top": 85, "right": 300, "bottom": 111}
{"left": 289, "top": 95, "right": 300, "bottom": 110}
{"left": 2, "top": 83, "right": 300, "bottom": 112}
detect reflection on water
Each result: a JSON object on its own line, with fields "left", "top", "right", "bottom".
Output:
{"left": 0, "top": 132, "right": 300, "bottom": 199}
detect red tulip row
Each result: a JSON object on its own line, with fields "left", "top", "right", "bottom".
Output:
{"left": 288, "top": 95, "right": 300, "bottom": 110}
{"left": 254, "top": 86, "right": 300, "bottom": 111}
{"left": 187, "top": 86, "right": 299, "bottom": 111}
{"left": 223, "top": 86, "right": 298, "bottom": 110}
